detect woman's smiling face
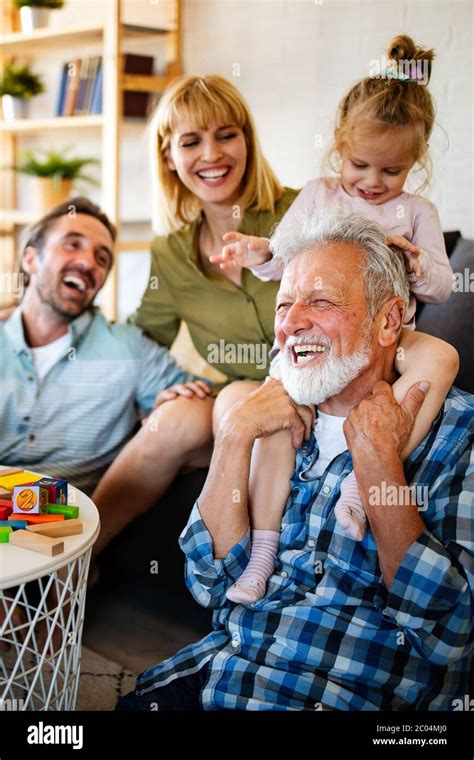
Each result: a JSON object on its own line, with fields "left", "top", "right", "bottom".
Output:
{"left": 166, "top": 117, "right": 248, "bottom": 206}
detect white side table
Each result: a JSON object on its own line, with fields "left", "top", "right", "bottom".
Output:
{"left": 0, "top": 486, "right": 99, "bottom": 710}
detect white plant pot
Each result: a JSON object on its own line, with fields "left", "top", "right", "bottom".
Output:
{"left": 19, "top": 7, "right": 51, "bottom": 33}
{"left": 1, "top": 95, "right": 29, "bottom": 121}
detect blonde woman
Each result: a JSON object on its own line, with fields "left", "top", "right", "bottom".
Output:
{"left": 91, "top": 75, "right": 298, "bottom": 559}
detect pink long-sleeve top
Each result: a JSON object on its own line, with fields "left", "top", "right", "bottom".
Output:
{"left": 250, "top": 177, "right": 453, "bottom": 326}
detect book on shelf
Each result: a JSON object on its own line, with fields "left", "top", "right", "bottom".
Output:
{"left": 54, "top": 54, "right": 155, "bottom": 118}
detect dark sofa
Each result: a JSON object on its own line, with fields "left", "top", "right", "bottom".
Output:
{"left": 92, "top": 232, "right": 474, "bottom": 636}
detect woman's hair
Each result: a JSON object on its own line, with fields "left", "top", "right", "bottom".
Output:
{"left": 327, "top": 34, "right": 436, "bottom": 192}
{"left": 148, "top": 74, "right": 284, "bottom": 233}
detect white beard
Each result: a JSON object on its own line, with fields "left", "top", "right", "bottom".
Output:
{"left": 280, "top": 342, "right": 371, "bottom": 406}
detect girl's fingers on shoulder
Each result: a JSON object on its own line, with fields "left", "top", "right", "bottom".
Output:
{"left": 222, "top": 231, "right": 241, "bottom": 242}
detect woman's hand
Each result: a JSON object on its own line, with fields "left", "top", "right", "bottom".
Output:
{"left": 153, "top": 380, "right": 212, "bottom": 409}
{"left": 0, "top": 306, "right": 16, "bottom": 322}
{"left": 209, "top": 232, "right": 271, "bottom": 269}
{"left": 386, "top": 235, "right": 423, "bottom": 277}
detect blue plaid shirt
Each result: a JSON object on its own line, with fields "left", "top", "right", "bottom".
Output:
{"left": 137, "top": 387, "right": 474, "bottom": 711}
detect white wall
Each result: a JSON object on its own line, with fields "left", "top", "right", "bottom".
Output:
{"left": 13, "top": 0, "right": 474, "bottom": 319}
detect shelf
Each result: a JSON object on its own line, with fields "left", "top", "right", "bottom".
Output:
{"left": 0, "top": 22, "right": 175, "bottom": 55}
{"left": 0, "top": 115, "right": 103, "bottom": 133}
{"left": 0, "top": 209, "right": 36, "bottom": 227}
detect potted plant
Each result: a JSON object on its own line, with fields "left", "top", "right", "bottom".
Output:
{"left": 13, "top": 0, "right": 65, "bottom": 33}
{"left": 14, "top": 147, "right": 99, "bottom": 213}
{"left": 0, "top": 62, "right": 44, "bottom": 120}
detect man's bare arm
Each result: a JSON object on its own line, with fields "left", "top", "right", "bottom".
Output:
{"left": 344, "top": 380, "right": 429, "bottom": 589}
{"left": 198, "top": 380, "right": 315, "bottom": 559}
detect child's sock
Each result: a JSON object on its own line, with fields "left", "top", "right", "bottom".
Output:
{"left": 334, "top": 470, "right": 367, "bottom": 541}
{"left": 226, "top": 529, "right": 280, "bottom": 604}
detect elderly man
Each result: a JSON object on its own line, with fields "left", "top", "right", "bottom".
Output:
{"left": 117, "top": 212, "right": 474, "bottom": 712}
{"left": 0, "top": 197, "right": 210, "bottom": 503}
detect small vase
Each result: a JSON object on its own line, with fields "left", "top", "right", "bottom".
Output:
{"left": 19, "top": 7, "right": 51, "bottom": 33}
{"left": 33, "top": 177, "right": 73, "bottom": 214}
{"left": 1, "top": 95, "right": 28, "bottom": 121}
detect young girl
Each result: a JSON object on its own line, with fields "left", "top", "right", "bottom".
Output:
{"left": 211, "top": 34, "right": 459, "bottom": 604}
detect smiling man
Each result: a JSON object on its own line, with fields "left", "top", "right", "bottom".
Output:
{"left": 118, "top": 212, "right": 474, "bottom": 712}
{"left": 0, "top": 197, "right": 200, "bottom": 494}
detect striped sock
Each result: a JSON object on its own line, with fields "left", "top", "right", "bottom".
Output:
{"left": 226, "top": 529, "right": 280, "bottom": 605}
{"left": 334, "top": 470, "right": 367, "bottom": 541}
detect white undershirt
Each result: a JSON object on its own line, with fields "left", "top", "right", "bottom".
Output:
{"left": 306, "top": 410, "right": 348, "bottom": 478}
{"left": 30, "top": 332, "right": 71, "bottom": 382}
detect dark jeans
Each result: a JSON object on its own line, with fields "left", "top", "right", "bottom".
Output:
{"left": 116, "top": 663, "right": 210, "bottom": 711}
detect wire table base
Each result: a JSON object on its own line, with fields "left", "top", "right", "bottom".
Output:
{"left": 0, "top": 548, "right": 91, "bottom": 711}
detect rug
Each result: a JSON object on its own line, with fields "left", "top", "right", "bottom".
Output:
{"left": 0, "top": 644, "right": 137, "bottom": 711}
{"left": 76, "top": 646, "right": 137, "bottom": 711}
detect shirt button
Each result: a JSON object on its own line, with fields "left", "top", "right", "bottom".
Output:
{"left": 231, "top": 640, "right": 239, "bottom": 648}
{"left": 24, "top": 416, "right": 30, "bottom": 422}
{"left": 307, "top": 539, "right": 315, "bottom": 548}
{"left": 28, "top": 434, "right": 35, "bottom": 442}
{"left": 27, "top": 376, "right": 34, "bottom": 382}
{"left": 322, "top": 485, "right": 331, "bottom": 494}
{"left": 280, "top": 571, "right": 288, "bottom": 578}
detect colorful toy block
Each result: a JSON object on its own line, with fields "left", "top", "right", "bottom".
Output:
{"left": 47, "top": 504, "right": 79, "bottom": 520}
{"left": 0, "top": 487, "right": 12, "bottom": 500}
{"left": 13, "top": 482, "right": 49, "bottom": 515}
{"left": 9, "top": 529, "right": 64, "bottom": 556}
{"left": 36, "top": 478, "right": 68, "bottom": 505}
{"left": 0, "top": 467, "right": 24, "bottom": 477}
{"left": 9, "top": 513, "right": 65, "bottom": 524}
{"left": 0, "top": 507, "right": 8, "bottom": 521}
{"left": 0, "top": 519, "right": 27, "bottom": 530}
{"left": 0, "top": 471, "right": 42, "bottom": 491}
{"left": 0, "top": 526, "right": 12, "bottom": 543}
{"left": 26, "top": 519, "right": 83, "bottom": 538}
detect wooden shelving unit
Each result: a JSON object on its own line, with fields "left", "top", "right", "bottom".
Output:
{"left": 0, "top": 0, "right": 181, "bottom": 319}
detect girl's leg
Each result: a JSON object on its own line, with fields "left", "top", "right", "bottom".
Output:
{"left": 91, "top": 394, "right": 215, "bottom": 560}
{"left": 213, "top": 381, "right": 296, "bottom": 604}
{"left": 335, "top": 330, "right": 459, "bottom": 540}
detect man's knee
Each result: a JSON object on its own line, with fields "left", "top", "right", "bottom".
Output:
{"left": 213, "top": 380, "right": 260, "bottom": 430}
{"left": 141, "top": 395, "right": 214, "bottom": 455}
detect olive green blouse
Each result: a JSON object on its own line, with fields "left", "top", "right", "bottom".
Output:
{"left": 132, "top": 187, "right": 299, "bottom": 382}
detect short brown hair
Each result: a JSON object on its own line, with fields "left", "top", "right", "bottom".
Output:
{"left": 21, "top": 196, "right": 117, "bottom": 257}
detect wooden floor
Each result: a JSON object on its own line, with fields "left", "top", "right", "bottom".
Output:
{"left": 83, "top": 580, "right": 212, "bottom": 675}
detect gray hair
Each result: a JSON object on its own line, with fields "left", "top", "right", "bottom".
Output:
{"left": 271, "top": 211, "right": 410, "bottom": 320}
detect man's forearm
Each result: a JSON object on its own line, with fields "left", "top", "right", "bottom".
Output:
{"left": 198, "top": 426, "right": 254, "bottom": 559}
{"left": 354, "top": 452, "right": 425, "bottom": 590}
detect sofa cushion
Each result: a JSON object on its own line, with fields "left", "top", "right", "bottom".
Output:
{"left": 416, "top": 237, "right": 474, "bottom": 394}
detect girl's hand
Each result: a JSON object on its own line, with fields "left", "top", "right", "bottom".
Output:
{"left": 209, "top": 232, "right": 271, "bottom": 269}
{"left": 153, "top": 380, "right": 211, "bottom": 409}
{"left": 386, "top": 235, "right": 423, "bottom": 278}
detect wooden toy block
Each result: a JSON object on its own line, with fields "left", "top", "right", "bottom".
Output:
{"left": 0, "top": 489, "right": 12, "bottom": 500}
{"left": 9, "top": 529, "right": 64, "bottom": 556}
{"left": 0, "top": 471, "right": 42, "bottom": 490}
{"left": 9, "top": 513, "right": 65, "bottom": 524}
{"left": 0, "top": 507, "right": 8, "bottom": 521}
{"left": 13, "top": 483, "right": 49, "bottom": 515}
{"left": 0, "top": 497, "right": 13, "bottom": 507}
{"left": 0, "top": 526, "right": 12, "bottom": 543}
{"left": 26, "top": 519, "right": 83, "bottom": 538}
{"left": 0, "top": 467, "right": 24, "bottom": 477}
{"left": 0, "top": 519, "right": 27, "bottom": 530}
{"left": 36, "top": 478, "right": 68, "bottom": 505}
{"left": 47, "top": 504, "right": 79, "bottom": 520}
